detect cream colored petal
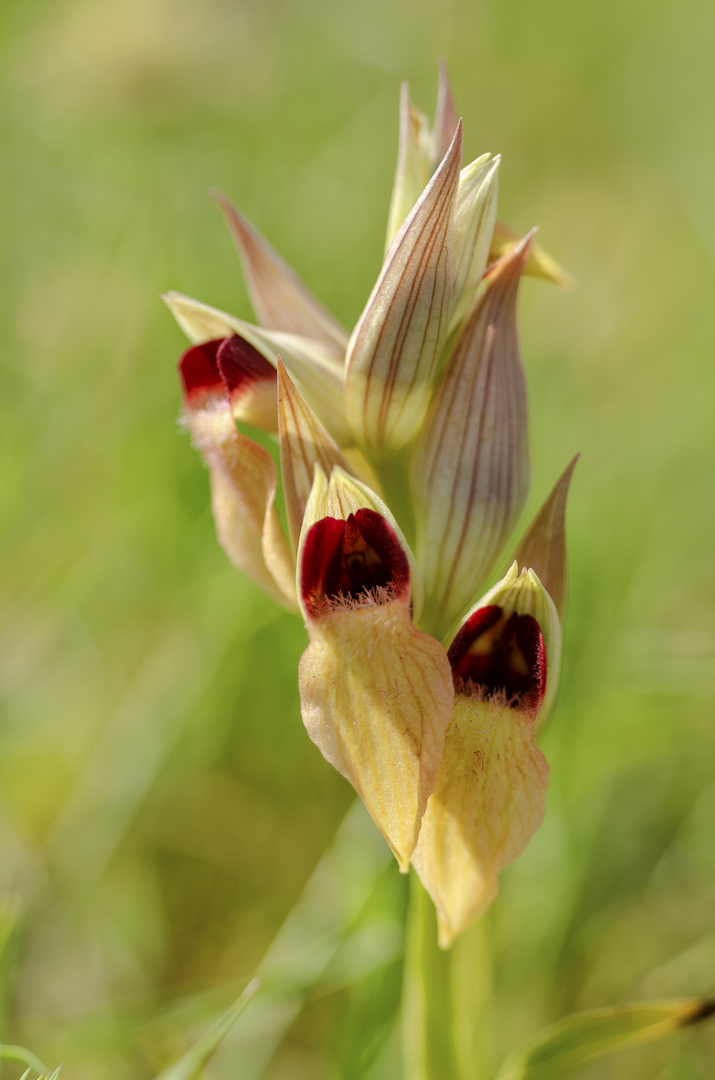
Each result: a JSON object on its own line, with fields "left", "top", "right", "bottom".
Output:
{"left": 163, "top": 292, "right": 352, "bottom": 447}
{"left": 489, "top": 221, "right": 575, "bottom": 289}
{"left": 188, "top": 402, "right": 296, "bottom": 609}
{"left": 165, "top": 291, "right": 237, "bottom": 342}
{"left": 412, "top": 693, "right": 548, "bottom": 948}
{"left": 513, "top": 455, "right": 578, "bottom": 620}
{"left": 213, "top": 192, "right": 349, "bottom": 356}
{"left": 345, "top": 123, "right": 463, "bottom": 457}
{"left": 450, "top": 155, "right": 500, "bottom": 328}
{"left": 277, "top": 359, "right": 349, "bottom": 551}
{"left": 299, "top": 599, "right": 454, "bottom": 870}
{"left": 385, "top": 83, "right": 434, "bottom": 252}
{"left": 411, "top": 238, "right": 532, "bottom": 639}
{"left": 297, "top": 465, "right": 425, "bottom": 624}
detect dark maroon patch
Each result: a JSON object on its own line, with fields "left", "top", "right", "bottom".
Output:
{"left": 301, "top": 509, "right": 410, "bottom": 617}
{"left": 217, "top": 335, "right": 277, "bottom": 404}
{"left": 178, "top": 339, "right": 226, "bottom": 408}
{"left": 448, "top": 605, "right": 546, "bottom": 711}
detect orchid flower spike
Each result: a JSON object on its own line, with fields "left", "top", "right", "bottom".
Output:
{"left": 167, "top": 65, "right": 575, "bottom": 943}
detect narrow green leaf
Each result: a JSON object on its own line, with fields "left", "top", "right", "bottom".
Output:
{"left": 154, "top": 978, "right": 261, "bottom": 1080}
{"left": 0, "top": 1043, "right": 51, "bottom": 1076}
{"left": 497, "top": 998, "right": 715, "bottom": 1080}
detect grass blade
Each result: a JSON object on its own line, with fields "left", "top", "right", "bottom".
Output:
{"left": 154, "top": 979, "right": 261, "bottom": 1080}
{"left": 497, "top": 998, "right": 715, "bottom": 1080}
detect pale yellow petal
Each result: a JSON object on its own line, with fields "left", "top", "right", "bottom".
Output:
{"left": 490, "top": 221, "right": 575, "bottom": 289}
{"left": 164, "top": 291, "right": 236, "bottom": 342}
{"left": 188, "top": 402, "right": 296, "bottom": 608}
{"left": 213, "top": 192, "right": 349, "bottom": 356}
{"left": 450, "top": 155, "right": 500, "bottom": 328}
{"left": 412, "top": 693, "right": 548, "bottom": 948}
{"left": 299, "top": 600, "right": 454, "bottom": 870}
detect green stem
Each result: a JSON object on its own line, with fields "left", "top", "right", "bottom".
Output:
{"left": 451, "top": 918, "right": 494, "bottom": 1080}
{"left": 402, "top": 871, "right": 459, "bottom": 1080}
{"left": 402, "top": 873, "right": 494, "bottom": 1080}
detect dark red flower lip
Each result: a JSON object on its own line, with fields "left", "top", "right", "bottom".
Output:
{"left": 448, "top": 604, "right": 546, "bottom": 712}
{"left": 179, "top": 335, "right": 277, "bottom": 413}
{"left": 217, "top": 336, "right": 277, "bottom": 408}
{"left": 301, "top": 509, "right": 410, "bottom": 618}
{"left": 178, "top": 339, "right": 226, "bottom": 408}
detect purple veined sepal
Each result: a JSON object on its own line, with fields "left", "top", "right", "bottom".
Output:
{"left": 513, "top": 454, "right": 579, "bottom": 621}
{"left": 344, "top": 121, "right": 463, "bottom": 458}
{"left": 212, "top": 191, "right": 349, "bottom": 357}
{"left": 276, "top": 358, "right": 351, "bottom": 552}
{"left": 411, "top": 235, "right": 534, "bottom": 640}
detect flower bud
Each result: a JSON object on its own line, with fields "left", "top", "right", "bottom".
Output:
{"left": 344, "top": 123, "right": 463, "bottom": 457}
{"left": 385, "top": 62, "right": 459, "bottom": 250}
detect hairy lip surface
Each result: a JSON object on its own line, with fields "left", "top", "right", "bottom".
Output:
{"left": 448, "top": 604, "right": 546, "bottom": 710}
{"left": 301, "top": 509, "right": 410, "bottom": 617}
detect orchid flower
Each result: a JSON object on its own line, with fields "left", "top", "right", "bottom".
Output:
{"left": 166, "top": 66, "right": 575, "bottom": 945}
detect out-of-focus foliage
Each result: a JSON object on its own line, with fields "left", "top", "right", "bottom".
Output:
{"left": 1, "top": 0, "right": 715, "bottom": 1077}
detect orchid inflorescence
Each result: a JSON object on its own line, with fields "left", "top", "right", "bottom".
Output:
{"left": 166, "top": 66, "right": 576, "bottom": 948}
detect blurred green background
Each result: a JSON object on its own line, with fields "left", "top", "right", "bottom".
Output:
{"left": 2, "top": 0, "right": 715, "bottom": 1076}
